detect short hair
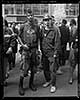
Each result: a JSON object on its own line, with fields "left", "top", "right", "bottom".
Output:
{"left": 62, "top": 19, "right": 67, "bottom": 25}
{"left": 27, "top": 9, "right": 33, "bottom": 14}
{"left": 70, "top": 19, "right": 76, "bottom": 25}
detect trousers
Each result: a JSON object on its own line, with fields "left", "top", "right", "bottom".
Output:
{"left": 69, "top": 48, "right": 78, "bottom": 68}
{"left": 42, "top": 53, "right": 59, "bottom": 86}
{"left": 3, "top": 55, "right": 9, "bottom": 81}
{"left": 20, "top": 48, "right": 40, "bottom": 77}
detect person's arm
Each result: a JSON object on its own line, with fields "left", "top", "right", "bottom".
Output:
{"left": 67, "top": 26, "right": 70, "bottom": 42}
{"left": 18, "top": 25, "right": 24, "bottom": 45}
{"left": 6, "top": 29, "right": 16, "bottom": 54}
{"left": 37, "top": 26, "right": 42, "bottom": 60}
{"left": 18, "top": 36, "right": 24, "bottom": 46}
{"left": 72, "top": 27, "right": 77, "bottom": 41}
{"left": 37, "top": 26, "right": 43, "bottom": 51}
{"left": 54, "top": 28, "right": 61, "bottom": 57}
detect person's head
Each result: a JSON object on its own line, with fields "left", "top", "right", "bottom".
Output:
{"left": 26, "top": 9, "right": 34, "bottom": 22}
{"left": 43, "top": 14, "right": 51, "bottom": 27}
{"left": 62, "top": 19, "right": 67, "bottom": 25}
{"left": 70, "top": 19, "right": 76, "bottom": 26}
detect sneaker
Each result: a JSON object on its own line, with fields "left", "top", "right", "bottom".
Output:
{"left": 50, "top": 85, "right": 56, "bottom": 93}
{"left": 68, "top": 78, "right": 73, "bottom": 84}
{"left": 43, "top": 82, "right": 51, "bottom": 88}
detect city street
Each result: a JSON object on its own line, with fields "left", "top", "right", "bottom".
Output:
{"left": 2, "top": 4, "right": 79, "bottom": 98}
{"left": 4, "top": 45, "right": 78, "bottom": 97}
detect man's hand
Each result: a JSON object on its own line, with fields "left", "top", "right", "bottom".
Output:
{"left": 6, "top": 47, "right": 12, "bottom": 54}
{"left": 54, "top": 54, "right": 57, "bottom": 58}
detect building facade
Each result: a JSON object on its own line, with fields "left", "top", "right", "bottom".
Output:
{"left": 2, "top": 4, "right": 49, "bottom": 23}
{"left": 65, "top": 4, "right": 79, "bottom": 22}
{"left": 2, "top": 4, "right": 79, "bottom": 23}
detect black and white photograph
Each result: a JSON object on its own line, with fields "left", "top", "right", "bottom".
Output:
{"left": 1, "top": 3, "right": 79, "bottom": 97}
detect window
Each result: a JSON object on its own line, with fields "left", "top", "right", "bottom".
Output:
{"left": 10, "top": 8, "right": 14, "bottom": 14}
{"left": 32, "top": 4, "right": 40, "bottom": 15}
{"left": 16, "top": 9, "right": 22, "bottom": 14}
{"left": 5, "top": 8, "right": 8, "bottom": 14}
{"left": 73, "top": 9, "right": 75, "bottom": 15}
{"left": 24, "top": 4, "right": 32, "bottom": 14}
{"left": 69, "top": 9, "right": 73, "bottom": 15}
{"left": 15, "top": 4, "right": 23, "bottom": 14}
{"left": 4, "top": 4, "right": 14, "bottom": 15}
{"left": 41, "top": 4, "right": 48, "bottom": 15}
{"left": 65, "top": 10, "right": 69, "bottom": 15}
{"left": 65, "top": 4, "right": 79, "bottom": 17}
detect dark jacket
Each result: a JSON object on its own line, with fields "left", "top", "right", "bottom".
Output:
{"left": 42, "top": 25, "right": 61, "bottom": 58}
{"left": 71, "top": 26, "right": 78, "bottom": 49}
{"left": 3, "top": 27, "right": 16, "bottom": 55}
{"left": 59, "top": 25, "right": 70, "bottom": 45}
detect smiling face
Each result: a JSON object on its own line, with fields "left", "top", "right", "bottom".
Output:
{"left": 43, "top": 19, "right": 49, "bottom": 27}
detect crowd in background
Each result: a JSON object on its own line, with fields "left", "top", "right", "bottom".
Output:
{"left": 1, "top": 10, "right": 79, "bottom": 95}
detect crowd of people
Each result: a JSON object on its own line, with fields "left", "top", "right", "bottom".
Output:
{"left": 2, "top": 9, "right": 78, "bottom": 96}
